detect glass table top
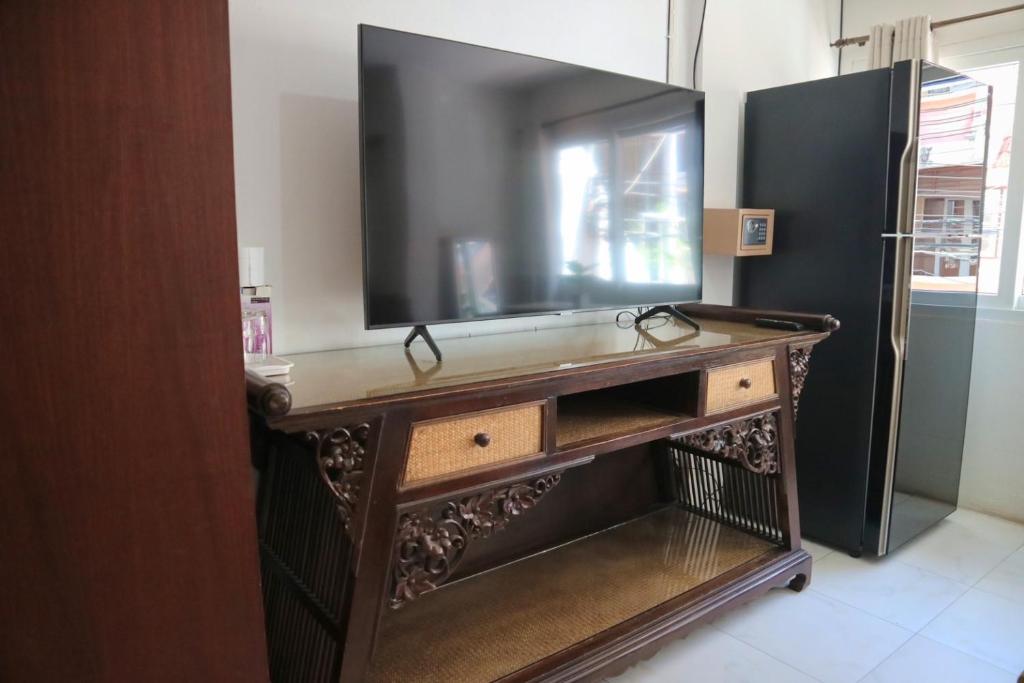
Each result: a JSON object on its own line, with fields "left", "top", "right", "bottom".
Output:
{"left": 270, "top": 317, "right": 797, "bottom": 416}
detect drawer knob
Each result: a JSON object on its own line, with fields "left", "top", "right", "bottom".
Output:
{"left": 473, "top": 432, "right": 492, "bottom": 447}
{"left": 738, "top": 377, "right": 753, "bottom": 389}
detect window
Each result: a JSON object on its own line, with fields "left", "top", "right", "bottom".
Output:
{"left": 942, "top": 43, "right": 1024, "bottom": 310}
{"left": 913, "top": 71, "right": 988, "bottom": 295}
{"left": 962, "top": 62, "right": 1016, "bottom": 296}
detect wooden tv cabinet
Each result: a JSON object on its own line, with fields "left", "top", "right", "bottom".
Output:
{"left": 246, "top": 303, "right": 838, "bottom": 682}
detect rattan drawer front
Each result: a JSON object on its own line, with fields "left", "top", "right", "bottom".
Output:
{"left": 705, "top": 358, "right": 777, "bottom": 414}
{"left": 403, "top": 402, "right": 545, "bottom": 485}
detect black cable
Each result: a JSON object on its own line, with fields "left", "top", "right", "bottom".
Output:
{"left": 615, "top": 307, "right": 671, "bottom": 329}
{"left": 616, "top": 310, "right": 635, "bottom": 327}
{"left": 616, "top": 307, "right": 645, "bottom": 328}
{"left": 837, "top": 0, "right": 844, "bottom": 77}
{"left": 693, "top": 0, "right": 708, "bottom": 89}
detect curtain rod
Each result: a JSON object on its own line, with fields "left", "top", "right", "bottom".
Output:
{"left": 831, "top": 3, "right": 1024, "bottom": 48}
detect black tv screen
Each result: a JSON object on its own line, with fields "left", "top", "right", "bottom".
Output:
{"left": 359, "top": 25, "right": 704, "bottom": 329}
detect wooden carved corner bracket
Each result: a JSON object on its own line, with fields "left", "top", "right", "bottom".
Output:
{"left": 680, "top": 412, "right": 780, "bottom": 476}
{"left": 306, "top": 423, "right": 371, "bottom": 534}
{"left": 788, "top": 344, "right": 815, "bottom": 420}
{"left": 390, "top": 473, "right": 562, "bottom": 609}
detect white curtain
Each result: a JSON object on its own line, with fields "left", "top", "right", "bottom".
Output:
{"left": 869, "top": 24, "right": 895, "bottom": 69}
{"left": 868, "top": 15, "right": 933, "bottom": 69}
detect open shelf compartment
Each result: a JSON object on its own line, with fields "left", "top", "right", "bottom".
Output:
{"left": 555, "top": 372, "right": 699, "bottom": 449}
{"left": 367, "top": 506, "right": 779, "bottom": 683}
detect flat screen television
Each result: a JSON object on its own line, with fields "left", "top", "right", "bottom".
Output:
{"left": 359, "top": 25, "right": 704, "bottom": 330}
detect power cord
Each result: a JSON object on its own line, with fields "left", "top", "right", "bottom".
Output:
{"left": 617, "top": 307, "right": 673, "bottom": 351}
{"left": 837, "top": 0, "right": 845, "bottom": 76}
{"left": 615, "top": 306, "right": 672, "bottom": 329}
{"left": 665, "top": 0, "right": 673, "bottom": 83}
{"left": 693, "top": 0, "right": 708, "bottom": 89}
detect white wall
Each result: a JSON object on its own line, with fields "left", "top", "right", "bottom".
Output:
{"left": 960, "top": 315, "right": 1024, "bottom": 522}
{"left": 692, "top": 0, "right": 839, "bottom": 302}
{"left": 230, "top": 0, "right": 838, "bottom": 353}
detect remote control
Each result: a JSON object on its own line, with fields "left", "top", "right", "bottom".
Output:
{"left": 754, "top": 317, "right": 804, "bottom": 331}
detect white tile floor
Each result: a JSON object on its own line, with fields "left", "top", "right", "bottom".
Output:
{"left": 609, "top": 509, "right": 1024, "bottom": 682}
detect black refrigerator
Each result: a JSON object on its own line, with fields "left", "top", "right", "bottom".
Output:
{"left": 739, "top": 61, "right": 991, "bottom": 556}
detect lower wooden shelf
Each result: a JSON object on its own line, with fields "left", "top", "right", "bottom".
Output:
{"left": 366, "top": 506, "right": 778, "bottom": 683}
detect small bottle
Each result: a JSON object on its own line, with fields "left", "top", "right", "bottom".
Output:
{"left": 242, "top": 309, "right": 269, "bottom": 362}
{"left": 239, "top": 245, "right": 273, "bottom": 363}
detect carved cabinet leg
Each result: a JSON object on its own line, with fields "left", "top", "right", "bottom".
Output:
{"left": 788, "top": 344, "right": 815, "bottom": 420}
{"left": 306, "top": 423, "right": 372, "bottom": 537}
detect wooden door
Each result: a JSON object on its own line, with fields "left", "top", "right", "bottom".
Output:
{"left": 0, "top": 2, "right": 268, "bottom": 680}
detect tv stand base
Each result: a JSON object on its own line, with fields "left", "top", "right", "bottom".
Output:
{"left": 635, "top": 305, "right": 701, "bottom": 332}
{"left": 404, "top": 324, "right": 442, "bottom": 362}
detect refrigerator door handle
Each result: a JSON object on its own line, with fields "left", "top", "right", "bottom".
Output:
{"left": 879, "top": 234, "right": 913, "bottom": 555}
{"left": 878, "top": 60, "right": 920, "bottom": 554}
{"left": 896, "top": 136, "right": 919, "bottom": 234}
